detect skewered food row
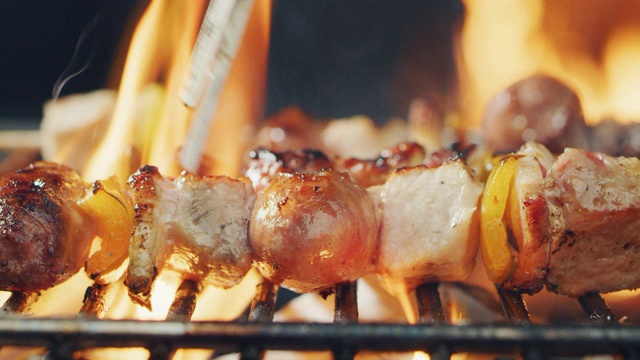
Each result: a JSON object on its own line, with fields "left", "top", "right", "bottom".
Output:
{"left": 5, "top": 134, "right": 640, "bottom": 310}
{"left": 0, "top": 142, "right": 483, "bottom": 308}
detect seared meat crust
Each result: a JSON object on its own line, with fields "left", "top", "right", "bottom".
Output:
{"left": 0, "top": 162, "right": 94, "bottom": 291}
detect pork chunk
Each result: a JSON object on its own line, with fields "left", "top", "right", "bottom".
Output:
{"left": 370, "top": 160, "right": 483, "bottom": 287}
{"left": 546, "top": 148, "right": 640, "bottom": 296}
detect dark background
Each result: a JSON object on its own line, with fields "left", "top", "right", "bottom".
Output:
{"left": 0, "top": 0, "right": 462, "bottom": 130}
{"left": 0, "top": 0, "right": 142, "bottom": 129}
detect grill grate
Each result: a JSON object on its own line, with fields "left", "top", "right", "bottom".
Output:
{"left": 0, "top": 278, "right": 634, "bottom": 359}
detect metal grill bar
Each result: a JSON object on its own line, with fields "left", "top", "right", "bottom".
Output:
{"left": 241, "top": 279, "right": 278, "bottom": 360}
{"left": 578, "top": 292, "right": 617, "bottom": 325}
{"left": 416, "top": 282, "right": 450, "bottom": 360}
{"left": 166, "top": 280, "right": 201, "bottom": 322}
{"left": 334, "top": 281, "right": 358, "bottom": 324}
{"left": 79, "top": 284, "right": 111, "bottom": 318}
{"left": 0, "top": 318, "right": 639, "bottom": 356}
{"left": 416, "top": 282, "right": 445, "bottom": 324}
{"left": 247, "top": 279, "right": 278, "bottom": 323}
{"left": 496, "top": 286, "right": 530, "bottom": 323}
{"left": 333, "top": 281, "right": 359, "bottom": 360}
{"left": 0, "top": 291, "right": 38, "bottom": 315}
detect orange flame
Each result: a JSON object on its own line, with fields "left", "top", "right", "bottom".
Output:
{"left": 458, "top": 0, "right": 640, "bottom": 126}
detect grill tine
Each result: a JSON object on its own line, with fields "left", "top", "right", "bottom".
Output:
{"left": 241, "top": 279, "right": 278, "bottom": 360}
{"left": 415, "top": 282, "right": 450, "bottom": 360}
{"left": 333, "top": 281, "right": 359, "bottom": 360}
{"left": 166, "top": 279, "right": 202, "bottom": 321}
{"left": 577, "top": 292, "right": 617, "bottom": 325}
{"left": 1, "top": 291, "right": 38, "bottom": 315}
{"left": 496, "top": 286, "right": 530, "bottom": 323}
{"left": 247, "top": 279, "right": 278, "bottom": 323}
{"left": 416, "top": 282, "right": 445, "bottom": 324}
{"left": 78, "top": 283, "right": 112, "bottom": 318}
{"left": 334, "top": 281, "right": 358, "bottom": 324}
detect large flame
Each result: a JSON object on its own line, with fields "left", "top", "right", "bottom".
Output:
{"left": 458, "top": 0, "right": 640, "bottom": 126}
{"left": 83, "top": 0, "right": 206, "bottom": 182}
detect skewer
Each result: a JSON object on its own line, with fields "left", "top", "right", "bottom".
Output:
{"left": 166, "top": 280, "right": 201, "bottom": 321}
{"left": 334, "top": 281, "right": 358, "bottom": 324}
{"left": 415, "top": 282, "right": 445, "bottom": 324}
{"left": 496, "top": 286, "right": 530, "bottom": 323}
{"left": 1, "top": 291, "right": 39, "bottom": 315}
{"left": 577, "top": 292, "right": 617, "bottom": 325}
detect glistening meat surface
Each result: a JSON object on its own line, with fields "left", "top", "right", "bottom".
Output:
{"left": 249, "top": 168, "right": 378, "bottom": 294}
{"left": 0, "top": 162, "right": 94, "bottom": 291}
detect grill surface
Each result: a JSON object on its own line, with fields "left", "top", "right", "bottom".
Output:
{"left": 0, "top": 278, "right": 633, "bottom": 360}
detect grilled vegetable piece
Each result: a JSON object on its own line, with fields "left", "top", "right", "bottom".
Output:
{"left": 481, "top": 142, "right": 555, "bottom": 293}
{"left": 480, "top": 155, "right": 519, "bottom": 285}
{"left": 126, "top": 166, "right": 255, "bottom": 308}
{"left": 80, "top": 176, "right": 134, "bottom": 283}
{"left": 0, "top": 162, "right": 95, "bottom": 291}
{"left": 503, "top": 142, "right": 555, "bottom": 294}
{"left": 370, "top": 159, "right": 483, "bottom": 288}
{"left": 249, "top": 168, "right": 378, "bottom": 293}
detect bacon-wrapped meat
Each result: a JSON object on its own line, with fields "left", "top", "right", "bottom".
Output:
{"left": 126, "top": 166, "right": 255, "bottom": 308}
{"left": 334, "top": 142, "right": 426, "bottom": 188}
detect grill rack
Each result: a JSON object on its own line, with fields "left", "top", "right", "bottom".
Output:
{"left": 0, "top": 278, "right": 635, "bottom": 360}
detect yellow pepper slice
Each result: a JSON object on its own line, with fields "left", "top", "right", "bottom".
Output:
{"left": 80, "top": 177, "right": 134, "bottom": 282}
{"left": 480, "top": 155, "right": 518, "bottom": 284}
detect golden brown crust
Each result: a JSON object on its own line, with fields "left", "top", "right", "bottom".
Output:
{"left": 244, "top": 147, "right": 333, "bottom": 192}
{"left": 0, "top": 162, "right": 94, "bottom": 291}
{"left": 335, "top": 142, "right": 426, "bottom": 188}
{"left": 249, "top": 168, "right": 378, "bottom": 293}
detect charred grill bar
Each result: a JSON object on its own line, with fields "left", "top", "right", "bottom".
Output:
{"left": 0, "top": 316, "right": 637, "bottom": 358}
{"left": 0, "top": 278, "right": 633, "bottom": 359}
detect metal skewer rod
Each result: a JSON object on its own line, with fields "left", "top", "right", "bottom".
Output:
{"left": 1, "top": 291, "right": 39, "bottom": 315}
{"left": 415, "top": 282, "right": 445, "bottom": 324}
{"left": 334, "top": 281, "right": 358, "bottom": 325}
{"left": 577, "top": 292, "right": 617, "bottom": 325}
{"left": 496, "top": 285, "right": 530, "bottom": 324}
{"left": 166, "top": 280, "right": 202, "bottom": 322}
